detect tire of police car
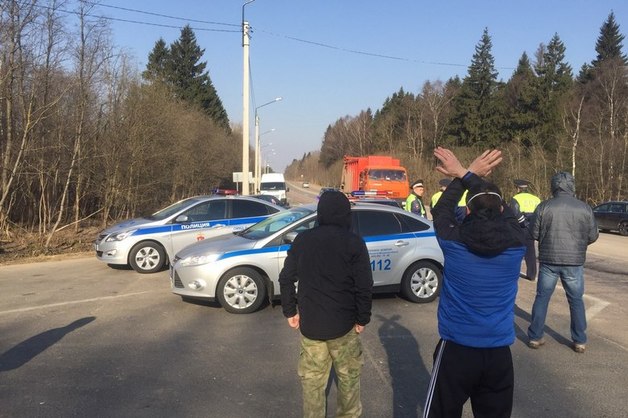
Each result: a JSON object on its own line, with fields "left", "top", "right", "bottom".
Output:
{"left": 217, "top": 267, "right": 267, "bottom": 314}
{"left": 400, "top": 260, "right": 441, "bottom": 303}
{"left": 128, "top": 241, "right": 166, "bottom": 274}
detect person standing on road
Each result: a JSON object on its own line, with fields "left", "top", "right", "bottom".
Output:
{"left": 423, "top": 147, "right": 526, "bottom": 418}
{"left": 430, "top": 178, "right": 451, "bottom": 208}
{"left": 279, "top": 190, "right": 373, "bottom": 418}
{"left": 527, "top": 172, "right": 599, "bottom": 354}
{"left": 406, "top": 180, "right": 427, "bottom": 218}
{"left": 509, "top": 179, "right": 541, "bottom": 281}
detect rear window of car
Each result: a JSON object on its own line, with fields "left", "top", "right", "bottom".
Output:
{"left": 231, "top": 200, "right": 277, "bottom": 218}
{"left": 353, "top": 210, "right": 403, "bottom": 237}
{"left": 398, "top": 213, "right": 431, "bottom": 232}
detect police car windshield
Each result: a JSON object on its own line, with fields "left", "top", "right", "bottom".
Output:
{"left": 147, "top": 197, "right": 203, "bottom": 221}
{"left": 240, "top": 207, "right": 314, "bottom": 240}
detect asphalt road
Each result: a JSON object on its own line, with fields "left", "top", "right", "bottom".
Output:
{"left": 1, "top": 187, "right": 627, "bottom": 418}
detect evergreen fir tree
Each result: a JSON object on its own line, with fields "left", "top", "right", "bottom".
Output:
{"left": 142, "top": 38, "right": 170, "bottom": 82}
{"left": 533, "top": 34, "right": 573, "bottom": 150}
{"left": 143, "top": 26, "right": 230, "bottom": 132}
{"left": 592, "top": 11, "right": 628, "bottom": 67}
{"left": 447, "top": 28, "right": 500, "bottom": 147}
{"left": 502, "top": 52, "right": 539, "bottom": 147}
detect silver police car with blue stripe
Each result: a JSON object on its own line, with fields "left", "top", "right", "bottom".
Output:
{"left": 170, "top": 202, "right": 444, "bottom": 313}
{"left": 94, "top": 195, "right": 284, "bottom": 273}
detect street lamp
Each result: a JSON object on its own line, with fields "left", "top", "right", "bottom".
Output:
{"left": 254, "top": 97, "right": 282, "bottom": 192}
{"left": 255, "top": 133, "right": 274, "bottom": 192}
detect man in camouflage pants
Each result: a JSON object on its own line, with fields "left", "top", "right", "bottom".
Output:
{"left": 279, "top": 191, "right": 373, "bottom": 417}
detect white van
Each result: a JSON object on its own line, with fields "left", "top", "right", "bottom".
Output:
{"left": 260, "top": 173, "right": 289, "bottom": 206}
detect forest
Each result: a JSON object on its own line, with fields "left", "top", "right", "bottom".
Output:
{"left": 1, "top": 2, "right": 627, "bottom": 254}
{"left": 285, "top": 14, "right": 628, "bottom": 206}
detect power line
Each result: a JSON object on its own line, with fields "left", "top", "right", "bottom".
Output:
{"left": 256, "top": 28, "right": 515, "bottom": 71}
{"left": 83, "top": 1, "right": 240, "bottom": 28}
{"left": 45, "top": 2, "right": 513, "bottom": 71}
{"left": 34, "top": 3, "right": 239, "bottom": 33}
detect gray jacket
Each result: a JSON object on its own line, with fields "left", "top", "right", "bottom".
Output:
{"left": 531, "top": 172, "right": 599, "bottom": 265}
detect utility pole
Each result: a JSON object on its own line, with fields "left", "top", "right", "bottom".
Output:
{"left": 241, "top": 18, "right": 251, "bottom": 195}
{"left": 241, "top": 0, "right": 256, "bottom": 195}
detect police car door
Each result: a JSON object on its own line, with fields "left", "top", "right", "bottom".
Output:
{"left": 169, "top": 199, "right": 228, "bottom": 256}
{"left": 352, "top": 208, "right": 411, "bottom": 287}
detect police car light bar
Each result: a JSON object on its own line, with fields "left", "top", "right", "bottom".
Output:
{"left": 350, "top": 190, "right": 391, "bottom": 197}
{"left": 212, "top": 188, "right": 238, "bottom": 195}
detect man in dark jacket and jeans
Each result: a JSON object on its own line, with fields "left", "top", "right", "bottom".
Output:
{"left": 279, "top": 190, "right": 373, "bottom": 418}
{"left": 423, "top": 148, "right": 526, "bottom": 418}
{"left": 527, "top": 171, "right": 598, "bottom": 353}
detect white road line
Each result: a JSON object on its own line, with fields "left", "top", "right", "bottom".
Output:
{"left": 584, "top": 293, "right": 610, "bottom": 320}
{"left": 0, "top": 290, "right": 159, "bottom": 315}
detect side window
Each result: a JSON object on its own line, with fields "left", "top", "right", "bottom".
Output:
{"left": 182, "top": 201, "right": 226, "bottom": 222}
{"left": 595, "top": 204, "right": 610, "bottom": 213}
{"left": 231, "top": 200, "right": 273, "bottom": 218}
{"left": 266, "top": 218, "right": 317, "bottom": 247}
{"left": 354, "top": 210, "right": 403, "bottom": 237}
{"left": 610, "top": 203, "right": 623, "bottom": 213}
{"left": 397, "top": 213, "right": 430, "bottom": 232}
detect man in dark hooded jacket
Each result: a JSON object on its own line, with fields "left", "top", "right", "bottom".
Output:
{"left": 527, "top": 172, "right": 598, "bottom": 353}
{"left": 423, "top": 148, "right": 526, "bottom": 418}
{"left": 279, "top": 190, "right": 373, "bottom": 418}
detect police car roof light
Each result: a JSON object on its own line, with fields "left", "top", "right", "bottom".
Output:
{"left": 351, "top": 190, "right": 390, "bottom": 196}
{"left": 212, "top": 188, "right": 238, "bottom": 195}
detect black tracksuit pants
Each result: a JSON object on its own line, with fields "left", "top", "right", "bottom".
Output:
{"left": 423, "top": 339, "right": 514, "bottom": 418}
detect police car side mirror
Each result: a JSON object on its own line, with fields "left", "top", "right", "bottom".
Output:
{"left": 175, "top": 215, "right": 189, "bottom": 223}
{"left": 283, "top": 231, "right": 298, "bottom": 244}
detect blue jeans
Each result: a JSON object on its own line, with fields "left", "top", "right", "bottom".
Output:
{"left": 528, "top": 264, "right": 587, "bottom": 344}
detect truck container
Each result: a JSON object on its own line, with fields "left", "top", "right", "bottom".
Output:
{"left": 340, "top": 156, "right": 409, "bottom": 200}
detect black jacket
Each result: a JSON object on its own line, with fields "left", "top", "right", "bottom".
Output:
{"left": 279, "top": 191, "right": 373, "bottom": 340}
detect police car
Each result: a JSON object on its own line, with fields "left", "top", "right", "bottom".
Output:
{"left": 170, "top": 202, "right": 444, "bottom": 313}
{"left": 94, "top": 193, "right": 285, "bottom": 273}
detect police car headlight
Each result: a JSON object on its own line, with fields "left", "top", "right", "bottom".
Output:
{"left": 105, "top": 229, "right": 136, "bottom": 242}
{"left": 179, "top": 253, "right": 221, "bottom": 267}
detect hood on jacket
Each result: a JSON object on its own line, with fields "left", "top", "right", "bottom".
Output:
{"left": 551, "top": 172, "right": 575, "bottom": 196}
{"left": 317, "top": 190, "right": 351, "bottom": 229}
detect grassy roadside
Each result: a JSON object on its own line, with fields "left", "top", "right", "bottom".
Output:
{"left": 0, "top": 227, "right": 99, "bottom": 265}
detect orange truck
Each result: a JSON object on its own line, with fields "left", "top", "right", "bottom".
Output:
{"left": 340, "top": 155, "right": 409, "bottom": 200}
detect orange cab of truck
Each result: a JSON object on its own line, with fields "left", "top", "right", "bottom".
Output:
{"left": 341, "top": 155, "right": 409, "bottom": 202}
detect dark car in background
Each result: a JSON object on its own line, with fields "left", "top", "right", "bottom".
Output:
{"left": 593, "top": 201, "right": 628, "bottom": 236}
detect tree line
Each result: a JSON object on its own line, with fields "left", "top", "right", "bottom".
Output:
{"left": 286, "top": 12, "right": 628, "bottom": 205}
{"left": 0, "top": 2, "right": 240, "bottom": 247}
{"left": 1, "top": 3, "right": 626, "bottom": 252}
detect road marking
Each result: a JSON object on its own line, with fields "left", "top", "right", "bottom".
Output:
{"left": 584, "top": 293, "right": 610, "bottom": 320}
{"left": 0, "top": 290, "right": 159, "bottom": 315}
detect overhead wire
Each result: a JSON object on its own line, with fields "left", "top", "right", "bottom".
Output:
{"left": 51, "top": 1, "right": 512, "bottom": 70}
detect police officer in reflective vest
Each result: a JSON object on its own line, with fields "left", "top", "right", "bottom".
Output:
{"left": 406, "top": 179, "right": 427, "bottom": 218}
{"left": 510, "top": 179, "right": 541, "bottom": 280}
{"left": 430, "top": 178, "right": 451, "bottom": 208}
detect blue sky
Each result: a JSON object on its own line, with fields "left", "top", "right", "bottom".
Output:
{"left": 82, "top": 1, "right": 627, "bottom": 172}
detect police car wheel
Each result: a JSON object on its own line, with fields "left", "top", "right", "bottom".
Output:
{"left": 401, "top": 260, "right": 441, "bottom": 303}
{"left": 129, "top": 241, "right": 166, "bottom": 273}
{"left": 217, "top": 268, "right": 267, "bottom": 314}
{"left": 619, "top": 222, "right": 628, "bottom": 236}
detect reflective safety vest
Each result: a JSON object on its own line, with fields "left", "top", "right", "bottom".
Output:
{"left": 431, "top": 191, "right": 443, "bottom": 207}
{"left": 458, "top": 190, "right": 468, "bottom": 207}
{"left": 405, "top": 193, "right": 426, "bottom": 217}
{"left": 513, "top": 192, "right": 541, "bottom": 214}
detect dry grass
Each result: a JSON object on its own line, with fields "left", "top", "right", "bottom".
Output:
{"left": 0, "top": 226, "right": 100, "bottom": 265}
